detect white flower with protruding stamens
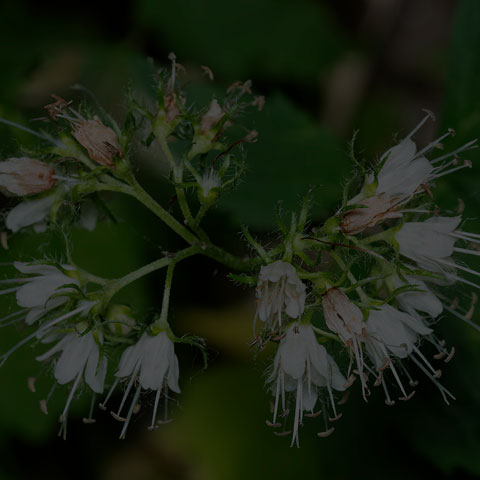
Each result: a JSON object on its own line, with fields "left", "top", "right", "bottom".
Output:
{"left": 0, "top": 157, "right": 57, "bottom": 196}
{"left": 36, "top": 325, "right": 107, "bottom": 437}
{"left": 395, "top": 216, "right": 480, "bottom": 288}
{"left": 267, "top": 324, "right": 346, "bottom": 447}
{"left": 104, "top": 331, "right": 180, "bottom": 439}
{"left": 322, "top": 287, "right": 368, "bottom": 398}
{"left": 4, "top": 262, "right": 80, "bottom": 325}
{"left": 341, "top": 112, "right": 477, "bottom": 235}
{"left": 255, "top": 261, "right": 306, "bottom": 330}
{"left": 364, "top": 305, "right": 454, "bottom": 405}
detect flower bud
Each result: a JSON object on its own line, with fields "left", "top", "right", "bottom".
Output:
{"left": 72, "top": 118, "right": 121, "bottom": 167}
{"left": 340, "top": 194, "right": 401, "bottom": 235}
{"left": 322, "top": 287, "right": 364, "bottom": 342}
{"left": 0, "top": 157, "right": 57, "bottom": 196}
{"left": 200, "top": 99, "right": 224, "bottom": 134}
{"left": 105, "top": 304, "right": 136, "bottom": 336}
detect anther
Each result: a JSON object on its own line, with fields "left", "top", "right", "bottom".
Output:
{"left": 273, "top": 430, "right": 292, "bottom": 437}
{"left": 82, "top": 418, "right": 96, "bottom": 424}
{"left": 399, "top": 391, "right": 416, "bottom": 401}
{"left": 434, "top": 369, "right": 442, "bottom": 379}
{"left": 266, "top": 420, "right": 282, "bottom": 427}
{"left": 110, "top": 412, "right": 126, "bottom": 422}
{"left": 317, "top": 427, "right": 335, "bottom": 438}
{"left": 338, "top": 391, "right": 350, "bottom": 405}
{"left": 444, "top": 347, "right": 455, "bottom": 363}
{"left": 329, "top": 413, "right": 343, "bottom": 422}
{"left": 27, "top": 377, "right": 36, "bottom": 393}
{"left": 39, "top": 400, "right": 48, "bottom": 415}
{"left": 385, "top": 399, "right": 395, "bottom": 406}
{"left": 433, "top": 352, "right": 446, "bottom": 360}
{"left": 343, "top": 375, "right": 356, "bottom": 388}
{"left": 305, "top": 410, "right": 322, "bottom": 418}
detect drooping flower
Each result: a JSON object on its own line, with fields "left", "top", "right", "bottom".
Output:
{"left": 255, "top": 260, "right": 306, "bottom": 330}
{"left": 341, "top": 113, "right": 476, "bottom": 235}
{"left": 267, "top": 324, "right": 346, "bottom": 446}
{"left": 322, "top": 287, "right": 367, "bottom": 396}
{"left": 395, "top": 216, "right": 480, "bottom": 289}
{"left": 364, "top": 305, "right": 453, "bottom": 404}
{"left": 102, "top": 331, "right": 180, "bottom": 438}
{"left": 36, "top": 325, "right": 107, "bottom": 437}
{"left": 0, "top": 157, "right": 57, "bottom": 196}
{"left": 0, "top": 262, "right": 80, "bottom": 325}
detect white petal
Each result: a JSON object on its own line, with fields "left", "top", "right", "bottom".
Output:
{"left": 6, "top": 195, "right": 54, "bottom": 232}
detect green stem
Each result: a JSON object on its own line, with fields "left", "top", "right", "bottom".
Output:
{"left": 311, "top": 325, "right": 342, "bottom": 343}
{"left": 330, "top": 251, "right": 369, "bottom": 304}
{"left": 152, "top": 261, "right": 176, "bottom": 333}
{"left": 104, "top": 246, "right": 200, "bottom": 303}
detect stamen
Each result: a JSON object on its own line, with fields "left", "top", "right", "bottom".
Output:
{"left": 430, "top": 139, "right": 478, "bottom": 164}
{"left": 405, "top": 113, "right": 433, "bottom": 140}
{"left": 409, "top": 355, "right": 455, "bottom": 405}
{"left": 119, "top": 384, "right": 142, "bottom": 440}
{"left": 415, "top": 131, "right": 453, "bottom": 157}
{"left": 454, "top": 247, "right": 480, "bottom": 257}
{"left": 99, "top": 377, "right": 120, "bottom": 411}
{"left": 444, "top": 304, "right": 480, "bottom": 333}
{"left": 437, "top": 258, "right": 480, "bottom": 277}
{"left": 1, "top": 305, "right": 88, "bottom": 367}
{"left": 148, "top": 388, "right": 162, "bottom": 431}
{"left": 0, "top": 309, "right": 27, "bottom": 327}
{"left": 274, "top": 430, "right": 292, "bottom": 437}
{"left": 290, "top": 378, "right": 303, "bottom": 448}
{"left": 112, "top": 367, "right": 139, "bottom": 420}
{"left": 83, "top": 393, "right": 97, "bottom": 424}
{"left": 0, "top": 287, "right": 20, "bottom": 296}
{"left": 305, "top": 410, "right": 322, "bottom": 418}
{"left": 59, "top": 370, "right": 83, "bottom": 440}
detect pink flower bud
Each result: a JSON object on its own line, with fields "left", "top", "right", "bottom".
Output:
{"left": 200, "top": 99, "right": 224, "bottom": 134}
{"left": 0, "top": 157, "right": 57, "bottom": 196}
{"left": 340, "top": 194, "right": 402, "bottom": 235}
{"left": 72, "top": 118, "right": 121, "bottom": 167}
{"left": 322, "top": 288, "right": 363, "bottom": 343}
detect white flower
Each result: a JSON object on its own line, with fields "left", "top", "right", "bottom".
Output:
{"left": 364, "top": 305, "right": 453, "bottom": 404}
{"left": 267, "top": 324, "right": 346, "bottom": 446}
{"left": 199, "top": 169, "right": 221, "bottom": 198}
{"left": 393, "top": 275, "right": 443, "bottom": 318}
{"left": 10, "top": 262, "right": 79, "bottom": 325}
{"left": 105, "top": 331, "right": 180, "bottom": 438}
{"left": 0, "top": 157, "right": 57, "bottom": 196}
{"left": 395, "top": 216, "right": 480, "bottom": 289}
{"left": 322, "top": 287, "right": 368, "bottom": 397}
{"left": 5, "top": 194, "right": 55, "bottom": 232}
{"left": 341, "top": 113, "right": 476, "bottom": 235}
{"left": 255, "top": 260, "right": 306, "bottom": 330}
{"left": 36, "top": 327, "right": 107, "bottom": 436}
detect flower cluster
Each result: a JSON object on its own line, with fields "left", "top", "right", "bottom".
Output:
{"left": 0, "top": 58, "right": 478, "bottom": 447}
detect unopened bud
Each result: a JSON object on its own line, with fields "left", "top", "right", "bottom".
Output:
{"left": 0, "top": 157, "right": 57, "bottom": 196}
{"left": 106, "top": 304, "right": 136, "bottom": 337}
{"left": 72, "top": 118, "right": 121, "bottom": 167}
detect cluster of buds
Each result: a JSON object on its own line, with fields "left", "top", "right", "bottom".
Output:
{"left": 0, "top": 57, "right": 478, "bottom": 447}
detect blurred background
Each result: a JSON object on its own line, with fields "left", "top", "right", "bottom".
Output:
{"left": 1, "top": 0, "right": 480, "bottom": 478}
